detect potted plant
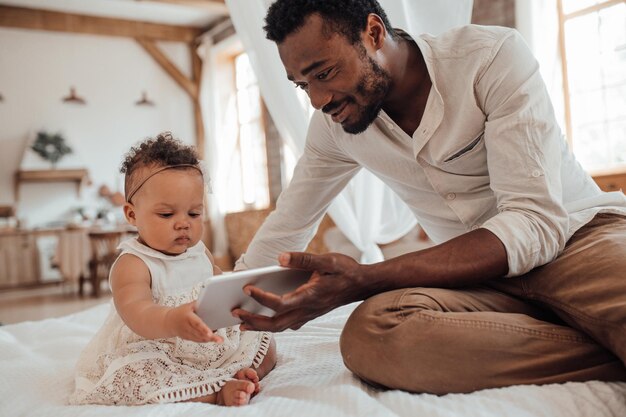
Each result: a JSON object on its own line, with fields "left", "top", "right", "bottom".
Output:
{"left": 31, "top": 131, "right": 73, "bottom": 168}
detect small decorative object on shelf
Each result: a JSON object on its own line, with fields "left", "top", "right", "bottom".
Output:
{"left": 135, "top": 91, "right": 155, "bottom": 106}
{"left": 31, "top": 131, "right": 73, "bottom": 168}
{"left": 62, "top": 86, "right": 86, "bottom": 105}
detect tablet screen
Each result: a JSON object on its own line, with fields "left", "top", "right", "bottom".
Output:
{"left": 196, "top": 265, "right": 312, "bottom": 330}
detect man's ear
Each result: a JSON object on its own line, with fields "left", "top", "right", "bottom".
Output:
{"left": 124, "top": 203, "right": 137, "bottom": 225}
{"left": 365, "top": 13, "right": 387, "bottom": 50}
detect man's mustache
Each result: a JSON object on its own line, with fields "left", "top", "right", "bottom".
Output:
{"left": 322, "top": 97, "right": 354, "bottom": 114}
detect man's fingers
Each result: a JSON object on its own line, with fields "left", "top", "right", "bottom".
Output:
{"left": 242, "top": 285, "right": 286, "bottom": 312}
{"left": 234, "top": 308, "right": 307, "bottom": 332}
{"left": 245, "top": 283, "right": 311, "bottom": 313}
{"left": 233, "top": 309, "right": 279, "bottom": 332}
{"left": 280, "top": 251, "right": 329, "bottom": 272}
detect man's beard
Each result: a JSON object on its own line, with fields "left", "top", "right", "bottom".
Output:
{"left": 324, "top": 55, "right": 392, "bottom": 135}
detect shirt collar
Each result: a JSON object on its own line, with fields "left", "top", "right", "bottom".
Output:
{"left": 376, "top": 29, "right": 445, "bottom": 154}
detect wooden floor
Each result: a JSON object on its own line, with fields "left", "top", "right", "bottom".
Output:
{"left": 0, "top": 283, "right": 111, "bottom": 325}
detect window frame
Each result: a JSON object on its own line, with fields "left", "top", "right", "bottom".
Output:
{"left": 556, "top": 0, "right": 626, "bottom": 173}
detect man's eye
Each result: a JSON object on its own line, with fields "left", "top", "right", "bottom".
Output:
{"left": 294, "top": 82, "right": 308, "bottom": 90}
{"left": 158, "top": 213, "right": 173, "bottom": 218}
{"left": 316, "top": 68, "right": 332, "bottom": 80}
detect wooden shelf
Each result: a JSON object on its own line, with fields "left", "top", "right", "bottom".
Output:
{"left": 14, "top": 169, "right": 91, "bottom": 200}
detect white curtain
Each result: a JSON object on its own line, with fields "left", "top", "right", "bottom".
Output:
{"left": 220, "top": 0, "right": 473, "bottom": 263}
{"left": 197, "top": 34, "right": 233, "bottom": 257}
{"left": 382, "top": 0, "right": 473, "bottom": 37}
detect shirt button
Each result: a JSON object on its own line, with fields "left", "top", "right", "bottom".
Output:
{"left": 446, "top": 193, "right": 456, "bottom": 200}
{"left": 532, "top": 170, "right": 542, "bottom": 178}
{"left": 386, "top": 122, "right": 395, "bottom": 131}
{"left": 471, "top": 225, "right": 480, "bottom": 230}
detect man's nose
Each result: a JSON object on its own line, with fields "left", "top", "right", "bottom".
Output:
{"left": 308, "top": 84, "right": 332, "bottom": 110}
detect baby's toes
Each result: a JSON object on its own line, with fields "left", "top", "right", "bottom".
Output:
{"left": 234, "top": 381, "right": 255, "bottom": 406}
{"left": 220, "top": 380, "right": 255, "bottom": 406}
{"left": 232, "top": 390, "right": 248, "bottom": 406}
{"left": 238, "top": 367, "right": 259, "bottom": 382}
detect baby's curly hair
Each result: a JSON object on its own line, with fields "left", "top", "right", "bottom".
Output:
{"left": 121, "top": 132, "right": 200, "bottom": 200}
{"left": 264, "top": 0, "right": 397, "bottom": 45}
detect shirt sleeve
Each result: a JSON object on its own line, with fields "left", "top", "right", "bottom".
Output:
{"left": 234, "top": 111, "right": 360, "bottom": 270}
{"left": 476, "top": 29, "right": 569, "bottom": 277}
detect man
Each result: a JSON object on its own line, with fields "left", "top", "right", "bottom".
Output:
{"left": 231, "top": 0, "right": 626, "bottom": 394}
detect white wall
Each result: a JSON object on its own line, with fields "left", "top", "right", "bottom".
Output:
{"left": 0, "top": 28, "right": 195, "bottom": 227}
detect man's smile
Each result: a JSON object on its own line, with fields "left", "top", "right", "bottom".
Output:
{"left": 330, "top": 101, "right": 351, "bottom": 123}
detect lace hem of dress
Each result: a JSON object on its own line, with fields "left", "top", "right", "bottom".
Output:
{"left": 152, "top": 379, "right": 231, "bottom": 403}
{"left": 252, "top": 332, "right": 272, "bottom": 369}
{"left": 152, "top": 331, "right": 271, "bottom": 404}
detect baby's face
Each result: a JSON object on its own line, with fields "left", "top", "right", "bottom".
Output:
{"left": 126, "top": 168, "right": 205, "bottom": 255}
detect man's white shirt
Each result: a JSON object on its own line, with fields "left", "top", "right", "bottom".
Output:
{"left": 236, "top": 25, "right": 626, "bottom": 276}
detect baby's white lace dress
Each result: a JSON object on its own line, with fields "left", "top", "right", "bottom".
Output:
{"left": 69, "top": 238, "right": 271, "bottom": 405}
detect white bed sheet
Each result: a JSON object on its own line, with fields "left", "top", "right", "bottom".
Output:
{"left": 1, "top": 302, "right": 625, "bottom": 417}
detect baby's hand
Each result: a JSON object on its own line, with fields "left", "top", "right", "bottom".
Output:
{"left": 166, "top": 301, "right": 223, "bottom": 343}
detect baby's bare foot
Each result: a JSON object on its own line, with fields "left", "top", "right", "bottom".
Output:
{"left": 235, "top": 367, "right": 260, "bottom": 394}
{"left": 216, "top": 380, "right": 255, "bottom": 406}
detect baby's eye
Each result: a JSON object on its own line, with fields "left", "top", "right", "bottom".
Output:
{"left": 189, "top": 212, "right": 201, "bottom": 218}
{"left": 158, "top": 213, "right": 173, "bottom": 218}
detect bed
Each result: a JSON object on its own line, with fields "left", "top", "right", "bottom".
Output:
{"left": 1, "top": 301, "right": 625, "bottom": 417}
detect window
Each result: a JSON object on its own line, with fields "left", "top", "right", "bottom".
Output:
{"left": 209, "top": 37, "right": 310, "bottom": 214}
{"left": 215, "top": 49, "right": 293, "bottom": 214}
{"left": 234, "top": 53, "right": 269, "bottom": 209}
{"left": 558, "top": 0, "right": 626, "bottom": 172}
{"left": 220, "top": 52, "right": 270, "bottom": 213}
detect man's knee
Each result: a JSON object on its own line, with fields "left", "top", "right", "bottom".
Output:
{"left": 339, "top": 288, "right": 444, "bottom": 392}
{"left": 340, "top": 294, "right": 388, "bottom": 386}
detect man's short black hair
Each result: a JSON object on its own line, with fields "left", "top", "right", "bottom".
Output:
{"left": 264, "top": 0, "right": 397, "bottom": 45}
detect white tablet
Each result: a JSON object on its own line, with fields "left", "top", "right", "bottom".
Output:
{"left": 196, "top": 265, "right": 312, "bottom": 330}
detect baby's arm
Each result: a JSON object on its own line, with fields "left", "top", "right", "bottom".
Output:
{"left": 110, "top": 254, "right": 223, "bottom": 343}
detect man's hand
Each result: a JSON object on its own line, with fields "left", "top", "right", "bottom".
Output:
{"left": 231, "top": 229, "right": 509, "bottom": 334}
{"left": 165, "top": 301, "right": 223, "bottom": 343}
{"left": 232, "top": 252, "right": 365, "bottom": 332}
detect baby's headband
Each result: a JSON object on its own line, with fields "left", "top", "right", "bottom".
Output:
{"left": 125, "top": 163, "right": 209, "bottom": 203}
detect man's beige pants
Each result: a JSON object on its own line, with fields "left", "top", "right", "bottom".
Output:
{"left": 340, "top": 213, "right": 626, "bottom": 394}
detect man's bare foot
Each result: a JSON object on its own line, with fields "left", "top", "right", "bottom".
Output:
{"left": 235, "top": 367, "right": 260, "bottom": 394}
{"left": 216, "top": 380, "right": 255, "bottom": 406}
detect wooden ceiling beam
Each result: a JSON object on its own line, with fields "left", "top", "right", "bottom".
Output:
{"left": 0, "top": 5, "right": 203, "bottom": 43}
{"left": 136, "top": 38, "right": 206, "bottom": 156}
{"left": 190, "top": 43, "right": 205, "bottom": 157}
{"left": 136, "top": 38, "right": 198, "bottom": 99}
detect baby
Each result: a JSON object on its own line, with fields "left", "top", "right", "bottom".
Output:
{"left": 70, "top": 132, "right": 276, "bottom": 406}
